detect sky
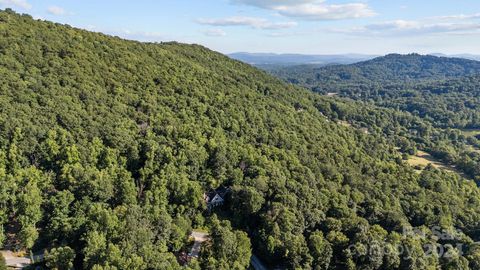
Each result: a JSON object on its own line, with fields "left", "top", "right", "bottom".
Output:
{"left": 1, "top": 0, "right": 480, "bottom": 55}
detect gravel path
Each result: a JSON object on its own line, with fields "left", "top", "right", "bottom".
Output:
{"left": 1, "top": 250, "right": 31, "bottom": 268}
{"left": 188, "top": 231, "right": 209, "bottom": 258}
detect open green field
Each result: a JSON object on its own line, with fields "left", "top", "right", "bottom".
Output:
{"left": 459, "top": 128, "right": 480, "bottom": 137}
{"left": 458, "top": 129, "right": 480, "bottom": 154}
{"left": 407, "top": 150, "right": 459, "bottom": 175}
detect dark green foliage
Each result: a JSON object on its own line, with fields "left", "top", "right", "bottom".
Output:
{"left": 0, "top": 9, "right": 480, "bottom": 270}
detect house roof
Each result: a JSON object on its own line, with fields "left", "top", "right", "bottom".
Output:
{"left": 215, "top": 186, "right": 230, "bottom": 197}
{"left": 205, "top": 186, "right": 230, "bottom": 203}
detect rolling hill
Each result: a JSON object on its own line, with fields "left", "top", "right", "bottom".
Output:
{"left": 1, "top": 9, "right": 480, "bottom": 270}
{"left": 271, "top": 54, "right": 480, "bottom": 128}
{"left": 229, "top": 52, "right": 377, "bottom": 66}
{"left": 272, "top": 53, "right": 480, "bottom": 85}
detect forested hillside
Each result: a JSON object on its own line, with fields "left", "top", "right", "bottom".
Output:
{"left": 274, "top": 54, "right": 480, "bottom": 85}
{"left": 271, "top": 54, "right": 480, "bottom": 129}
{"left": 271, "top": 55, "right": 480, "bottom": 187}
{"left": 2, "top": 9, "right": 480, "bottom": 270}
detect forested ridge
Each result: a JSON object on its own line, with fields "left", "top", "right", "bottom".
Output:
{"left": 271, "top": 54, "right": 480, "bottom": 186}
{"left": 271, "top": 54, "right": 480, "bottom": 129}
{"left": 2, "top": 9, "right": 480, "bottom": 270}
{"left": 273, "top": 53, "right": 480, "bottom": 85}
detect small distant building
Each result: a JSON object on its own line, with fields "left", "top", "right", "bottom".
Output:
{"left": 204, "top": 186, "right": 230, "bottom": 210}
{"left": 359, "top": 127, "right": 369, "bottom": 134}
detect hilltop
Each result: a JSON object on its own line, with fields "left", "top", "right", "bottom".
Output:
{"left": 272, "top": 53, "right": 480, "bottom": 85}
{"left": 271, "top": 54, "right": 480, "bottom": 129}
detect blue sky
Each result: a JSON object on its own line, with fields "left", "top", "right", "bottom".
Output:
{"left": 1, "top": 0, "right": 480, "bottom": 54}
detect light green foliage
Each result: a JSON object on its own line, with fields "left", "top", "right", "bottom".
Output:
{"left": 200, "top": 216, "right": 252, "bottom": 270}
{"left": 0, "top": 252, "right": 6, "bottom": 270}
{"left": 308, "top": 231, "right": 332, "bottom": 270}
{"left": 45, "top": 246, "right": 76, "bottom": 270}
{"left": 16, "top": 167, "right": 44, "bottom": 249}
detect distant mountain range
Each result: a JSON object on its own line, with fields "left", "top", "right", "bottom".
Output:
{"left": 429, "top": 53, "right": 480, "bottom": 61}
{"left": 228, "top": 52, "right": 378, "bottom": 66}
{"left": 229, "top": 52, "right": 480, "bottom": 66}
{"left": 276, "top": 53, "right": 480, "bottom": 83}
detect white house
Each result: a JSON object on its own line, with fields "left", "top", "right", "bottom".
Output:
{"left": 204, "top": 186, "right": 230, "bottom": 210}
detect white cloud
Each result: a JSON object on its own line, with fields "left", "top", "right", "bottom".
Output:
{"left": 333, "top": 19, "right": 480, "bottom": 36}
{"left": 274, "top": 2, "right": 375, "bottom": 20}
{"left": 0, "top": 0, "right": 31, "bottom": 9}
{"left": 365, "top": 20, "right": 419, "bottom": 31}
{"left": 232, "top": 0, "right": 313, "bottom": 8}
{"left": 327, "top": 12, "right": 480, "bottom": 37}
{"left": 266, "top": 31, "right": 302, "bottom": 37}
{"left": 204, "top": 29, "right": 227, "bottom": 37}
{"left": 231, "top": 0, "right": 375, "bottom": 20}
{"left": 432, "top": 13, "right": 480, "bottom": 21}
{"left": 47, "top": 6, "right": 67, "bottom": 16}
{"left": 197, "top": 16, "right": 297, "bottom": 30}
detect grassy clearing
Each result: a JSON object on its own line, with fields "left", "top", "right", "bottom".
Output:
{"left": 458, "top": 129, "right": 480, "bottom": 154}
{"left": 466, "top": 145, "right": 480, "bottom": 154}
{"left": 459, "top": 128, "right": 480, "bottom": 137}
{"left": 337, "top": 121, "right": 352, "bottom": 128}
{"left": 407, "top": 150, "right": 458, "bottom": 174}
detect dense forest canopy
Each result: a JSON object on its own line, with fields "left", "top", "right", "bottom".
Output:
{"left": 270, "top": 55, "right": 480, "bottom": 187}
{"left": 1, "top": 9, "right": 480, "bottom": 270}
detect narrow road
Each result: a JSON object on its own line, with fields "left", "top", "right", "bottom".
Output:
{"left": 250, "top": 254, "right": 268, "bottom": 270}
{"left": 189, "top": 231, "right": 209, "bottom": 258}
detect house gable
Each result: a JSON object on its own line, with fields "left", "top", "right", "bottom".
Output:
{"left": 211, "top": 194, "right": 224, "bottom": 204}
